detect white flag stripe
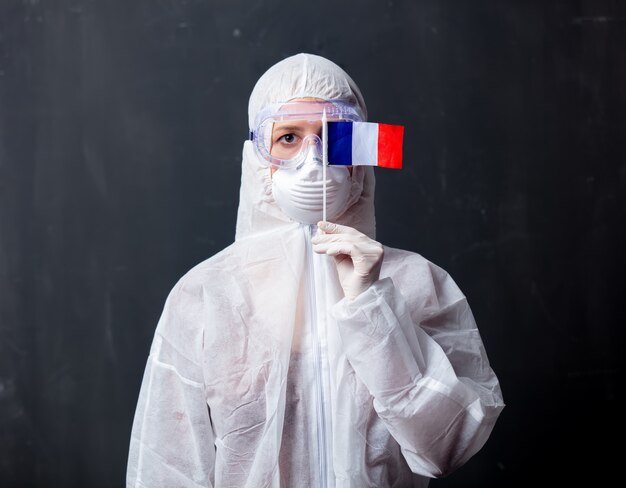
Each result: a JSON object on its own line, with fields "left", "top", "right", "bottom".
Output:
{"left": 351, "top": 122, "right": 378, "bottom": 166}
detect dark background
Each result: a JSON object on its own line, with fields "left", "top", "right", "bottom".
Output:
{"left": 1, "top": 0, "right": 624, "bottom": 486}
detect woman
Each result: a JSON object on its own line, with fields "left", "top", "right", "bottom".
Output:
{"left": 127, "top": 53, "right": 504, "bottom": 488}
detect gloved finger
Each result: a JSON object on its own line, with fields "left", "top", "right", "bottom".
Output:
{"left": 311, "top": 232, "right": 358, "bottom": 244}
{"left": 317, "top": 221, "right": 362, "bottom": 236}
{"left": 312, "top": 242, "right": 356, "bottom": 257}
{"left": 324, "top": 244, "right": 356, "bottom": 257}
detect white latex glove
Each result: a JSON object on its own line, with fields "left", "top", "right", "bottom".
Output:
{"left": 311, "top": 221, "right": 384, "bottom": 300}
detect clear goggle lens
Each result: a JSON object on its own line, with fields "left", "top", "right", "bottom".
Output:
{"left": 250, "top": 100, "right": 364, "bottom": 168}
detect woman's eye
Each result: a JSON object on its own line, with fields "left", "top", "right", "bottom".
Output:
{"left": 278, "top": 133, "right": 297, "bottom": 144}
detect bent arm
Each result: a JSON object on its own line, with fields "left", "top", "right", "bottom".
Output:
{"left": 332, "top": 276, "right": 504, "bottom": 478}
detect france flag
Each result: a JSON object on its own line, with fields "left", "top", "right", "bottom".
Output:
{"left": 327, "top": 121, "right": 404, "bottom": 169}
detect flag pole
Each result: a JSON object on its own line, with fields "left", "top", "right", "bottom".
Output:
{"left": 322, "top": 108, "right": 328, "bottom": 223}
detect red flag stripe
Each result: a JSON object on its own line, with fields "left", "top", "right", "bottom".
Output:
{"left": 377, "top": 123, "right": 404, "bottom": 169}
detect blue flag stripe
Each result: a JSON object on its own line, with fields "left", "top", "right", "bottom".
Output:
{"left": 327, "top": 122, "right": 353, "bottom": 165}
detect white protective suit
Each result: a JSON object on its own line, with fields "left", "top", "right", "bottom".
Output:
{"left": 127, "top": 53, "right": 505, "bottom": 488}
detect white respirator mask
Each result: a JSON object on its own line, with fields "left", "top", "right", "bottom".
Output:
{"left": 271, "top": 135, "right": 351, "bottom": 225}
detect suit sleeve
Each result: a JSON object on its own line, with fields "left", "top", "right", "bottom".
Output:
{"left": 127, "top": 279, "right": 215, "bottom": 488}
{"left": 331, "top": 265, "right": 504, "bottom": 478}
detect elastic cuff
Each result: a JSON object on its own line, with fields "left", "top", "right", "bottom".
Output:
{"left": 332, "top": 277, "right": 395, "bottom": 320}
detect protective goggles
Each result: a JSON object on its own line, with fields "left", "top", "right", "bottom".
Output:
{"left": 249, "top": 99, "right": 364, "bottom": 169}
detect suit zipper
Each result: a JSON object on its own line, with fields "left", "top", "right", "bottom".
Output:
{"left": 304, "top": 224, "right": 329, "bottom": 488}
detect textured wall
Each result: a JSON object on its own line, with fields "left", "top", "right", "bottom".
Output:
{"left": 1, "top": 1, "right": 624, "bottom": 486}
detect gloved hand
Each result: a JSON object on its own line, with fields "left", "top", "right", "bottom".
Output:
{"left": 311, "top": 221, "right": 384, "bottom": 300}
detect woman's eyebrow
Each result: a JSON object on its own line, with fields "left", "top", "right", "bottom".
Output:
{"left": 273, "top": 124, "right": 309, "bottom": 132}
